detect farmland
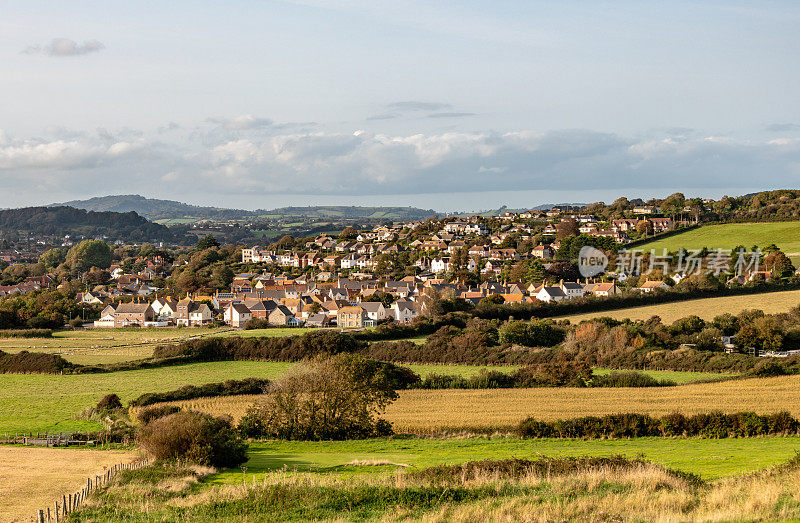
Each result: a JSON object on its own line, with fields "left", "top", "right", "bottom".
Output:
{"left": 153, "top": 375, "right": 800, "bottom": 433}
{"left": 557, "top": 288, "right": 800, "bottom": 323}
{"left": 0, "top": 361, "right": 291, "bottom": 433}
{"left": 0, "top": 327, "right": 233, "bottom": 365}
{"left": 0, "top": 446, "right": 137, "bottom": 522}
{"left": 636, "top": 221, "right": 800, "bottom": 254}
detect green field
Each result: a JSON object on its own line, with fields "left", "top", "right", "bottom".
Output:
{"left": 637, "top": 221, "right": 800, "bottom": 254}
{"left": 0, "top": 361, "right": 292, "bottom": 433}
{"left": 212, "top": 436, "right": 800, "bottom": 482}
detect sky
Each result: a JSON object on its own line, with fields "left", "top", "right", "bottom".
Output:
{"left": 2, "top": 1, "right": 800, "bottom": 212}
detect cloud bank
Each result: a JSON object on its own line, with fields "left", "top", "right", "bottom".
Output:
{"left": 1, "top": 119, "right": 799, "bottom": 204}
{"left": 23, "top": 38, "right": 105, "bottom": 56}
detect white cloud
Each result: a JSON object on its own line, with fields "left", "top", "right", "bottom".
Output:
{"left": 23, "top": 38, "right": 105, "bottom": 57}
{"left": 1, "top": 125, "right": 800, "bottom": 204}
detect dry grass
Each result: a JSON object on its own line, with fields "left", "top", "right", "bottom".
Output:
{"left": 71, "top": 456, "right": 800, "bottom": 521}
{"left": 153, "top": 375, "right": 800, "bottom": 433}
{"left": 0, "top": 446, "right": 138, "bottom": 522}
{"left": 555, "top": 289, "right": 800, "bottom": 324}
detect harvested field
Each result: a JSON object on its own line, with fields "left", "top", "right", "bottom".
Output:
{"left": 0, "top": 446, "right": 138, "bottom": 522}
{"left": 556, "top": 289, "right": 800, "bottom": 324}
{"left": 160, "top": 375, "right": 800, "bottom": 433}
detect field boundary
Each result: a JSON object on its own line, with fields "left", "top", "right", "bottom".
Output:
{"left": 33, "top": 456, "right": 150, "bottom": 523}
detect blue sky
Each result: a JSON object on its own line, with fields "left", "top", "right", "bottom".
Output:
{"left": 2, "top": 1, "right": 800, "bottom": 210}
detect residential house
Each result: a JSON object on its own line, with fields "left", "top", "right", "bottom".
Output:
{"left": 224, "top": 303, "right": 252, "bottom": 327}
{"left": 338, "top": 306, "right": 368, "bottom": 328}
{"left": 268, "top": 305, "right": 294, "bottom": 325}
{"left": 113, "top": 302, "right": 155, "bottom": 327}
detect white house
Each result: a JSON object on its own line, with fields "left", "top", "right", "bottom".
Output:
{"left": 536, "top": 286, "right": 566, "bottom": 302}
{"left": 224, "top": 303, "right": 252, "bottom": 327}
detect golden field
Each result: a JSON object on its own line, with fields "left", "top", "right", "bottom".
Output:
{"left": 149, "top": 375, "right": 800, "bottom": 433}
{"left": 0, "top": 446, "right": 139, "bottom": 522}
{"left": 556, "top": 289, "right": 800, "bottom": 324}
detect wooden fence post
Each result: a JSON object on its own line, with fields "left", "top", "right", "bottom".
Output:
{"left": 37, "top": 509, "right": 44, "bottom": 523}
{"left": 47, "top": 506, "right": 51, "bottom": 522}
{"left": 55, "top": 500, "right": 59, "bottom": 522}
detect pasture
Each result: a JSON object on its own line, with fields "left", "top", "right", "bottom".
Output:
{"left": 0, "top": 446, "right": 137, "bottom": 522}
{"left": 211, "top": 436, "right": 800, "bottom": 483}
{"left": 636, "top": 221, "right": 800, "bottom": 255}
{"left": 164, "top": 375, "right": 800, "bottom": 433}
{"left": 0, "top": 361, "right": 292, "bottom": 433}
{"left": 557, "top": 288, "right": 800, "bottom": 323}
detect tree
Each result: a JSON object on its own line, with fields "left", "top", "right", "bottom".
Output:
{"left": 636, "top": 219, "right": 654, "bottom": 236}
{"left": 39, "top": 248, "right": 66, "bottom": 269}
{"left": 555, "top": 218, "right": 579, "bottom": 240}
{"left": 763, "top": 250, "right": 795, "bottom": 279}
{"left": 66, "top": 240, "right": 112, "bottom": 272}
{"left": 240, "top": 354, "right": 399, "bottom": 440}
{"left": 196, "top": 235, "right": 220, "bottom": 249}
{"left": 339, "top": 226, "right": 358, "bottom": 239}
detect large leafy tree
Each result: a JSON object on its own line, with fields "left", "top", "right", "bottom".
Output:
{"left": 66, "top": 240, "right": 112, "bottom": 272}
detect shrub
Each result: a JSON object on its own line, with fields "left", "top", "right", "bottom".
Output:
{"left": 129, "top": 378, "right": 271, "bottom": 407}
{"left": 592, "top": 371, "right": 675, "bottom": 387}
{"left": 517, "top": 411, "right": 800, "bottom": 439}
{"left": 0, "top": 350, "right": 76, "bottom": 373}
{"left": 0, "top": 329, "right": 53, "bottom": 338}
{"left": 69, "top": 318, "right": 84, "bottom": 329}
{"left": 243, "top": 318, "right": 271, "bottom": 330}
{"left": 96, "top": 393, "right": 123, "bottom": 411}
{"left": 137, "top": 405, "right": 182, "bottom": 425}
{"left": 138, "top": 411, "right": 248, "bottom": 468}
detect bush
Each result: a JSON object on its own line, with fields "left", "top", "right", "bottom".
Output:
{"left": 591, "top": 371, "right": 675, "bottom": 387}
{"left": 0, "top": 329, "right": 53, "bottom": 338}
{"left": 517, "top": 411, "right": 800, "bottom": 439}
{"left": 0, "top": 350, "right": 76, "bottom": 373}
{"left": 243, "top": 318, "right": 271, "bottom": 330}
{"left": 69, "top": 318, "right": 84, "bottom": 329}
{"left": 129, "top": 378, "right": 271, "bottom": 407}
{"left": 137, "top": 405, "right": 182, "bottom": 425}
{"left": 138, "top": 411, "right": 248, "bottom": 468}
{"left": 96, "top": 393, "right": 123, "bottom": 411}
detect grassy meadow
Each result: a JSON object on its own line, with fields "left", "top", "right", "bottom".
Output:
{"left": 214, "top": 436, "right": 800, "bottom": 482}
{"left": 0, "top": 446, "right": 138, "bottom": 522}
{"left": 557, "top": 288, "right": 800, "bottom": 323}
{"left": 0, "top": 361, "right": 292, "bottom": 433}
{"left": 636, "top": 221, "right": 800, "bottom": 254}
{"left": 63, "top": 443, "right": 800, "bottom": 521}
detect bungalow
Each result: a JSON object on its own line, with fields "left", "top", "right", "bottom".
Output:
{"left": 637, "top": 280, "right": 669, "bottom": 293}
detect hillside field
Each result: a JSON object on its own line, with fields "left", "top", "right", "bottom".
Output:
{"left": 557, "top": 288, "right": 800, "bottom": 323}
{"left": 636, "top": 221, "right": 800, "bottom": 255}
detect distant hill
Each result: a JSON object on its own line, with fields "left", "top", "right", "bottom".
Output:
{"left": 263, "top": 206, "right": 438, "bottom": 220}
{"left": 54, "top": 195, "right": 248, "bottom": 222}
{"left": 0, "top": 206, "right": 175, "bottom": 243}
{"left": 54, "top": 195, "right": 439, "bottom": 222}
